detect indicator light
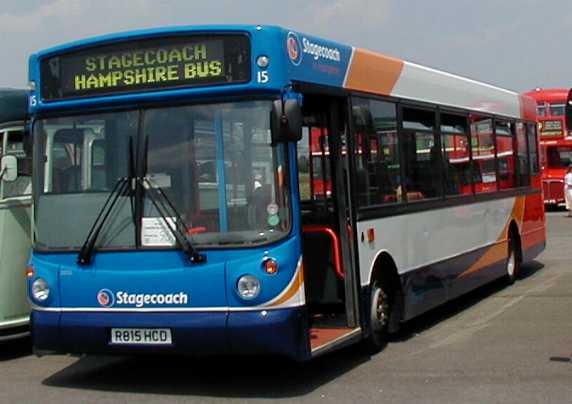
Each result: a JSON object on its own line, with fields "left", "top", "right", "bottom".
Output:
{"left": 367, "top": 228, "right": 376, "bottom": 242}
{"left": 263, "top": 258, "right": 278, "bottom": 275}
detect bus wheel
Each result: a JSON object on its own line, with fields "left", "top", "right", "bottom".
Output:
{"left": 363, "top": 280, "right": 390, "bottom": 353}
{"left": 505, "top": 233, "right": 520, "bottom": 284}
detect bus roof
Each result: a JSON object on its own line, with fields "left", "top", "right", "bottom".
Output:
{"left": 524, "top": 88, "right": 568, "bottom": 104}
{"left": 0, "top": 88, "right": 27, "bottom": 123}
{"left": 28, "top": 25, "right": 535, "bottom": 121}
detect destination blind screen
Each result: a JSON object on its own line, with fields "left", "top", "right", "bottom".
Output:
{"left": 40, "top": 34, "right": 250, "bottom": 100}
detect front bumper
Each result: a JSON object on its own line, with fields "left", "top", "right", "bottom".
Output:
{"left": 31, "top": 307, "right": 309, "bottom": 360}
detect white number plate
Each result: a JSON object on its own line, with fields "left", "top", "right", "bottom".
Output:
{"left": 110, "top": 328, "right": 172, "bottom": 345}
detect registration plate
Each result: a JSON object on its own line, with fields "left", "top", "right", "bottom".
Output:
{"left": 110, "top": 328, "right": 172, "bottom": 345}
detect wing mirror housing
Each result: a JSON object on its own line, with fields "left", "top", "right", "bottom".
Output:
{"left": 271, "top": 98, "right": 302, "bottom": 144}
{"left": 1, "top": 155, "right": 18, "bottom": 182}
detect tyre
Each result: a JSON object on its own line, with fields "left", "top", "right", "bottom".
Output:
{"left": 362, "top": 280, "right": 391, "bottom": 353}
{"left": 505, "top": 233, "right": 521, "bottom": 284}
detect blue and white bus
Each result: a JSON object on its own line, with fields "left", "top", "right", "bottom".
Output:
{"left": 28, "top": 26, "right": 545, "bottom": 360}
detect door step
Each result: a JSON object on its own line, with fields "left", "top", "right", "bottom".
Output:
{"left": 310, "top": 327, "right": 361, "bottom": 356}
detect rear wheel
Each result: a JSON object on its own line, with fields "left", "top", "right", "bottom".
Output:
{"left": 363, "top": 280, "right": 390, "bottom": 353}
{"left": 505, "top": 233, "right": 521, "bottom": 284}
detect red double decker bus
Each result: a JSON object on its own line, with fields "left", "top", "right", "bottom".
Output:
{"left": 524, "top": 88, "right": 571, "bottom": 206}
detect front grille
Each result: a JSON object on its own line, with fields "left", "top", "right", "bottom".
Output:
{"left": 543, "top": 180, "right": 564, "bottom": 203}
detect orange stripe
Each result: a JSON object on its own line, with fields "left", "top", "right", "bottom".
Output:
{"left": 267, "top": 262, "right": 304, "bottom": 307}
{"left": 511, "top": 195, "right": 526, "bottom": 228}
{"left": 458, "top": 196, "right": 525, "bottom": 278}
{"left": 344, "top": 48, "right": 404, "bottom": 96}
{"left": 458, "top": 242, "right": 507, "bottom": 279}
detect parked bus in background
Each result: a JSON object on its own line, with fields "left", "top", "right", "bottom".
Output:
{"left": 27, "top": 26, "right": 545, "bottom": 360}
{"left": 0, "top": 89, "right": 32, "bottom": 342}
{"left": 524, "top": 88, "right": 571, "bottom": 206}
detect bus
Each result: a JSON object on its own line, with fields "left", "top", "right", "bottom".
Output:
{"left": 0, "top": 89, "right": 32, "bottom": 342}
{"left": 27, "top": 26, "right": 545, "bottom": 360}
{"left": 524, "top": 88, "right": 571, "bottom": 206}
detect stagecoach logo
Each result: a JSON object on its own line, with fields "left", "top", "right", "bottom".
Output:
{"left": 96, "top": 289, "right": 189, "bottom": 308}
{"left": 287, "top": 32, "right": 303, "bottom": 66}
{"left": 287, "top": 31, "right": 342, "bottom": 67}
{"left": 97, "top": 289, "right": 115, "bottom": 308}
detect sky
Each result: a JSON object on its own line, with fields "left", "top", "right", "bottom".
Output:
{"left": 0, "top": 0, "right": 570, "bottom": 92}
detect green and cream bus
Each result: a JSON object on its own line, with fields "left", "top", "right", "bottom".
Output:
{"left": 0, "top": 89, "right": 32, "bottom": 342}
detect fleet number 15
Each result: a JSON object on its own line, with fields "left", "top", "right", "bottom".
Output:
{"left": 257, "top": 71, "right": 269, "bottom": 84}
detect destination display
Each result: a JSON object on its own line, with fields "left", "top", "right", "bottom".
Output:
{"left": 40, "top": 35, "right": 250, "bottom": 100}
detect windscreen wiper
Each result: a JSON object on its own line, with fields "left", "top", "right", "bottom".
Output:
{"left": 141, "top": 136, "right": 206, "bottom": 264}
{"left": 77, "top": 136, "right": 138, "bottom": 266}
{"left": 77, "top": 176, "right": 131, "bottom": 265}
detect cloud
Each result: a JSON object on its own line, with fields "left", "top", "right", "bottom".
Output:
{"left": 0, "top": 0, "right": 82, "bottom": 33}
{"left": 1, "top": 0, "right": 571, "bottom": 90}
{"left": 295, "top": 0, "right": 392, "bottom": 43}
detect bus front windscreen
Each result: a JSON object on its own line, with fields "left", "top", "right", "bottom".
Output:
{"left": 34, "top": 100, "right": 291, "bottom": 251}
{"left": 546, "top": 146, "right": 572, "bottom": 168}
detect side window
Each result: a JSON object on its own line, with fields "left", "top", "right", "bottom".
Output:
{"left": 516, "top": 122, "right": 530, "bottom": 186}
{"left": 2, "top": 129, "right": 32, "bottom": 198}
{"left": 527, "top": 123, "right": 540, "bottom": 175}
{"left": 470, "top": 116, "right": 497, "bottom": 194}
{"left": 351, "top": 97, "right": 400, "bottom": 206}
{"left": 550, "top": 103, "right": 565, "bottom": 116}
{"left": 495, "top": 120, "right": 516, "bottom": 190}
{"left": 401, "top": 106, "right": 441, "bottom": 201}
{"left": 441, "top": 114, "right": 471, "bottom": 196}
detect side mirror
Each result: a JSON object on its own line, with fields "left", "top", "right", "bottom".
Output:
{"left": 271, "top": 99, "right": 302, "bottom": 144}
{"left": 0, "top": 155, "right": 18, "bottom": 182}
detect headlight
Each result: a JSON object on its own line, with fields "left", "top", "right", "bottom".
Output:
{"left": 31, "top": 278, "right": 50, "bottom": 302}
{"left": 237, "top": 275, "right": 261, "bottom": 300}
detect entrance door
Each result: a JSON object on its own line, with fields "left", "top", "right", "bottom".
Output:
{"left": 297, "top": 95, "right": 361, "bottom": 355}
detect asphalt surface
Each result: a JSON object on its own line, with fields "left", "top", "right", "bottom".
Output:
{"left": 1, "top": 211, "right": 571, "bottom": 403}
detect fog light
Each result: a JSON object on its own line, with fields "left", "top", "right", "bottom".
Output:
{"left": 31, "top": 278, "right": 50, "bottom": 302}
{"left": 237, "top": 275, "right": 261, "bottom": 300}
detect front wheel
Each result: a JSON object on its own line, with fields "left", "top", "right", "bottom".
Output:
{"left": 363, "top": 280, "right": 390, "bottom": 353}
